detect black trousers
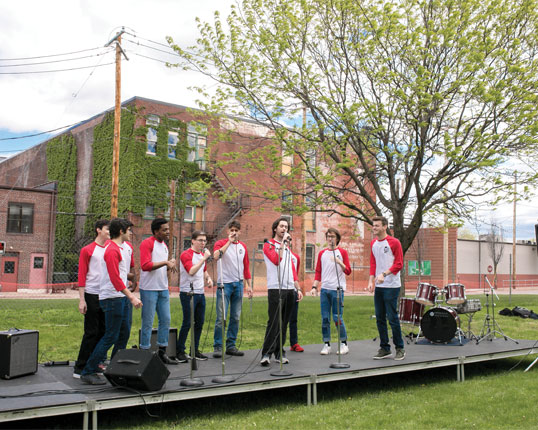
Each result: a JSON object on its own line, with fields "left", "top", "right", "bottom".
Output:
{"left": 75, "top": 292, "right": 106, "bottom": 372}
{"left": 262, "top": 289, "right": 295, "bottom": 357}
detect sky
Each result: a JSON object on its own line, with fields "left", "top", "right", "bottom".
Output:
{"left": 0, "top": 0, "right": 536, "bottom": 241}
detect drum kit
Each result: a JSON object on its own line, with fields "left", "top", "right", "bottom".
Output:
{"left": 399, "top": 282, "right": 482, "bottom": 344}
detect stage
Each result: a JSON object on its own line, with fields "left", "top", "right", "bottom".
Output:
{"left": 0, "top": 337, "right": 536, "bottom": 430}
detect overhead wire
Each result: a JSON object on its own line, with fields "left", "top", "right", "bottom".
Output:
{"left": 0, "top": 46, "right": 104, "bottom": 61}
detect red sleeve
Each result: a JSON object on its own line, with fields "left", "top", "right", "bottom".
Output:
{"left": 387, "top": 236, "right": 403, "bottom": 275}
{"left": 213, "top": 239, "right": 227, "bottom": 252}
{"left": 140, "top": 237, "right": 155, "bottom": 271}
{"left": 77, "top": 244, "right": 93, "bottom": 287}
{"left": 369, "top": 239, "right": 377, "bottom": 276}
{"left": 314, "top": 249, "right": 324, "bottom": 281}
{"left": 292, "top": 251, "right": 300, "bottom": 269}
{"left": 241, "top": 242, "right": 251, "bottom": 279}
{"left": 104, "top": 245, "right": 126, "bottom": 292}
{"left": 180, "top": 249, "right": 194, "bottom": 273}
{"left": 339, "top": 248, "right": 352, "bottom": 275}
{"left": 263, "top": 240, "right": 280, "bottom": 265}
{"left": 291, "top": 260, "right": 298, "bottom": 282}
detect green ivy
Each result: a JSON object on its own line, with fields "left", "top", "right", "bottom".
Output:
{"left": 46, "top": 134, "right": 77, "bottom": 273}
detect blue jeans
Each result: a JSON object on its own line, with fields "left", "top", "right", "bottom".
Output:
{"left": 81, "top": 296, "right": 132, "bottom": 376}
{"left": 177, "top": 292, "right": 206, "bottom": 354}
{"left": 139, "top": 289, "right": 171, "bottom": 349}
{"left": 374, "top": 287, "right": 404, "bottom": 351}
{"left": 213, "top": 281, "right": 243, "bottom": 350}
{"left": 320, "top": 288, "right": 347, "bottom": 343}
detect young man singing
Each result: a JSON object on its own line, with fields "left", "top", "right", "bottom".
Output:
{"left": 139, "top": 218, "right": 178, "bottom": 365}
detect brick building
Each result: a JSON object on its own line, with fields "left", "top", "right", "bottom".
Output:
{"left": 0, "top": 183, "right": 57, "bottom": 292}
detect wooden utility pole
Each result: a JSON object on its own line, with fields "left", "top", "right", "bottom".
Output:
{"left": 105, "top": 28, "right": 128, "bottom": 217}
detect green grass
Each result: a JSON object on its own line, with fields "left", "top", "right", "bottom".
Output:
{"left": 1, "top": 294, "right": 538, "bottom": 429}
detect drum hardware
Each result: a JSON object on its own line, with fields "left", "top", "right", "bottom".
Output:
{"left": 477, "top": 276, "right": 518, "bottom": 345}
{"left": 399, "top": 297, "right": 424, "bottom": 344}
{"left": 455, "top": 299, "right": 481, "bottom": 340}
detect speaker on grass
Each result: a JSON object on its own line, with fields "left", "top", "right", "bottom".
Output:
{"left": 104, "top": 348, "right": 170, "bottom": 391}
{"left": 0, "top": 329, "right": 39, "bottom": 379}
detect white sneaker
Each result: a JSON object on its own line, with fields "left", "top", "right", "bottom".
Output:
{"left": 320, "top": 344, "right": 331, "bottom": 355}
{"left": 337, "top": 343, "right": 349, "bottom": 355}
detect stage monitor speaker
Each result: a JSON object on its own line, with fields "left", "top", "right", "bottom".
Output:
{"left": 104, "top": 348, "right": 170, "bottom": 391}
{"left": 137, "top": 327, "right": 177, "bottom": 357}
{"left": 0, "top": 329, "right": 39, "bottom": 379}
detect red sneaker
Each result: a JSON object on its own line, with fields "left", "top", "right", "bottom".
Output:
{"left": 290, "top": 343, "right": 304, "bottom": 352}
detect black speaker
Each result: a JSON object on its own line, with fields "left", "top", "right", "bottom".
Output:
{"left": 137, "top": 327, "right": 177, "bottom": 357}
{"left": 0, "top": 329, "right": 39, "bottom": 379}
{"left": 104, "top": 348, "right": 170, "bottom": 391}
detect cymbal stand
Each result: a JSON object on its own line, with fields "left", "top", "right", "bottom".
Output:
{"left": 477, "top": 276, "right": 517, "bottom": 344}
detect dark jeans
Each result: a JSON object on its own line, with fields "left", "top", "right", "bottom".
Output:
{"left": 81, "top": 296, "right": 132, "bottom": 376}
{"left": 262, "top": 289, "right": 295, "bottom": 357}
{"left": 289, "top": 290, "right": 299, "bottom": 346}
{"left": 75, "top": 292, "right": 106, "bottom": 372}
{"left": 374, "top": 287, "right": 404, "bottom": 351}
{"left": 177, "top": 292, "right": 206, "bottom": 354}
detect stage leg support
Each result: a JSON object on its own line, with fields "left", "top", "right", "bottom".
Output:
{"left": 457, "top": 357, "right": 465, "bottom": 382}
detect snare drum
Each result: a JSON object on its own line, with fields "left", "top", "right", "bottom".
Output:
{"left": 399, "top": 297, "right": 425, "bottom": 326}
{"left": 456, "top": 298, "right": 482, "bottom": 314}
{"left": 420, "top": 307, "right": 460, "bottom": 343}
{"left": 444, "top": 283, "right": 466, "bottom": 305}
{"left": 415, "top": 283, "right": 438, "bottom": 306}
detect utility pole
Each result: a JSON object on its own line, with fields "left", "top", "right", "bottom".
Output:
{"left": 105, "top": 27, "right": 128, "bottom": 217}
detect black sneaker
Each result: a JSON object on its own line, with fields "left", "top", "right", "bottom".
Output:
{"left": 195, "top": 351, "right": 208, "bottom": 361}
{"left": 73, "top": 368, "right": 82, "bottom": 379}
{"left": 225, "top": 346, "right": 245, "bottom": 357}
{"left": 80, "top": 373, "right": 106, "bottom": 385}
{"left": 213, "top": 347, "right": 222, "bottom": 358}
{"left": 176, "top": 352, "right": 189, "bottom": 363}
{"left": 158, "top": 349, "right": 179, "bottom": 365}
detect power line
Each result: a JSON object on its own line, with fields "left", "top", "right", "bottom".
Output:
{"left": 124, "top": 39, "right": 178, "bottom": 57}
{"left": 131, "top": 52, "right": 175, "bottom": 65}
{"left": 0, "top": 62, "right": 114, "bottom": 75}
{"left": 0, "top": 123, "right": 82, "bottom": 141}
{"left": 0, "top": 50, "right": 113, "bottom": 68}
{"left": 0, "top": 46, "right": 104, "bottom": 62}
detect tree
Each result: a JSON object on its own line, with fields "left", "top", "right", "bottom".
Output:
{"left": 169, "top": 0, "right": 538, "bottom": 252}
{"left": 486, "top": 222, "right": 505, "bottom": 287}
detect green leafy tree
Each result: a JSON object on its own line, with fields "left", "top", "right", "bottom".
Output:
{"left": 169, "top": 0, "right": 538, "bottom": 252}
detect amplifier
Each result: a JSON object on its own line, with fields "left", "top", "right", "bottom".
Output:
{"left": 137, "top": 327, "right": 177, "bottom": 357}
{"left": 0, "top": 329, "right": 39, "bottom": 379}
{"left": 104, "top": 348, "right": 170, "bottom": 391}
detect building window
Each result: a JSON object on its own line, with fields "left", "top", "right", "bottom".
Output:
{"left": 33, "top": 257, "right": 44, "bottom": 269}
{"left": 305, "top": 244, "right": 315, "bottom": 272}
{"left": 144, "top": 206, "right": 154, "bottom": 219}
{"left": 305, "top": 193, "right": 316, "bottom": 231}
{"left": 7, "top": 203, "right": 34, "bottom": 233}
{"left": 257, "top": 242, "right": 264, "bottom": 251}
{"left": 187, "top": 123, "right": 207, "bottom": 170}
{"left": 146, "top": 127, "right": 157, "bottom": 155}
{"left": 4, "top": 261, "right": 15, "bottom": 274}
{"left": 168, "top": 131, "right": 179, "bottom": 159}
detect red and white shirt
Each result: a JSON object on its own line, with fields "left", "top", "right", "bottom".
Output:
{"left": 100, "top": 241, "right": 135, "bottom": 299}
{"left": 263, "top": 239, "right": 297, "bottom": 290}
{"left": 139, "top": 236, "right": 169, "bottom": 291}
{"left": 179, "top": 248, "right": 207, "bottom": 294}
{"left": 77, "top": 241, "right": 108, "bottom": 295}
{"left": 314, "top": 247, "right": 352, "bottom": 291}
{"left": 369, "top": 235, "right": 403, "bottom": 288}
{"left": 213, "top": 239, "right": 251, "bottom": 284}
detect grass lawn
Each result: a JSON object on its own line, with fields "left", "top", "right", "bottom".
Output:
{"left": 1, "top": 294, "right": 538, "bottom": 429}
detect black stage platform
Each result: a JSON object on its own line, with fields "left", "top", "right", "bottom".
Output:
{"left": 1, "top": 338, "right": 537, "bottom": 429}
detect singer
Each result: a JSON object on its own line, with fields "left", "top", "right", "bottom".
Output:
{"left": 310, "top": 228, "right": 352, "bottom": 355}
{"left": 177, "top": 230, "right": 213, "bottom": 363}
{"left": 260, "top": 217, "right": 302, "bottom": 366}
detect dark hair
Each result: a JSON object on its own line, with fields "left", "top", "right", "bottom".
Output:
{"left": 372, "top": 216, "right": 389, "bottom": 227}
{"left": 109, "top": 218, "right": 133, "bottom": 239}
{"left": 271, "top": 216, "right": 290, "bottom": 238}
{"left": 192, "top": 230, "right": 207, "bottom": 241}
{"left": 94, "top": 219, "right": 110, "bottom": 236}
{"left": 326, "top": 228, "right": 341, "bottom": 245}
{"left": 228, "top": 220, "right": 241, "bottom": 230}
{"left": 151, "top": 218, "right": 168, "bottom": 234}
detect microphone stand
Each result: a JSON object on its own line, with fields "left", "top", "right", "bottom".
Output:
{"left": 329, "top": 241, "right": 350, "bottom": 369}
{"left": 213, "top": 257, "right": 235, "bottom": 383}
{"left": 181, "top": 282, "right": 204, "bottom": 387}
{"left": 271, "top": 238, "right": 292, "bottom": 377}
